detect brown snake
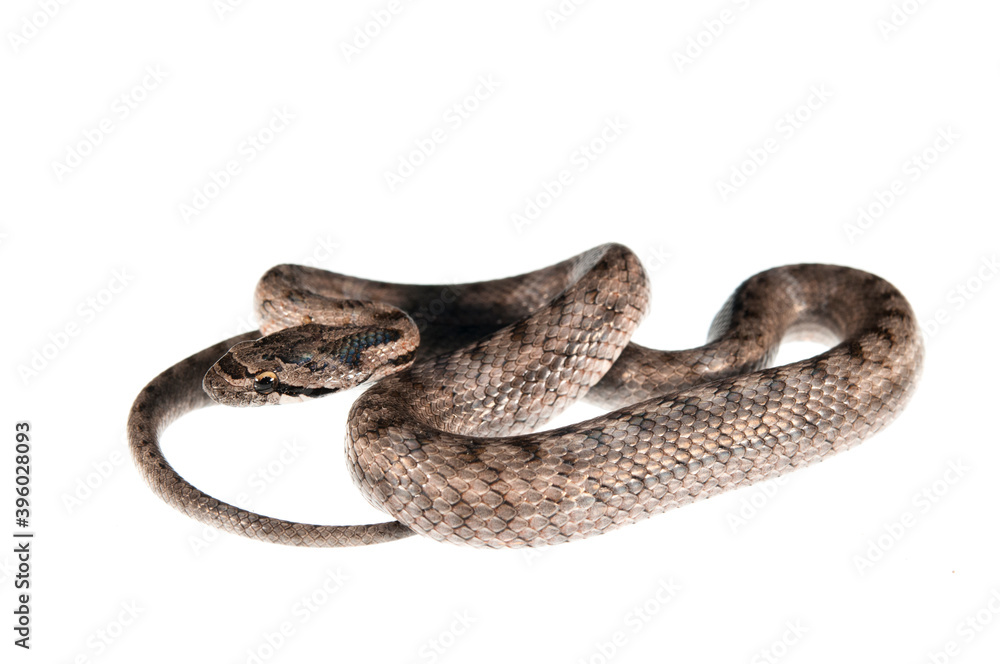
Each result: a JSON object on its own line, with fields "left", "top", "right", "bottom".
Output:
{"left": 128, "top": 244, "right": 923, "bottom": 548}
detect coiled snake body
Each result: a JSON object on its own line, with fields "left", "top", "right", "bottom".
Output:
{"left": 128, "top": 244, "right": 922, "bottom": 548}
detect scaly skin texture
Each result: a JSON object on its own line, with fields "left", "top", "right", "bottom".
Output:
{"left": 128, "top": 333, "right": 414, "bottom": 546}
{"left": 128, "top": 244, "right": 923, "bottom": 548}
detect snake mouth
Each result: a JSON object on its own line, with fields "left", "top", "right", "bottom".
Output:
{"left": 275, "top": 389, "right": 336, "bottom": 405}
{"left": 275, "top": 384, "right": 339, "bottom": 400}
{"left": 203, "top": 359, "right": 342, "bottom": 406}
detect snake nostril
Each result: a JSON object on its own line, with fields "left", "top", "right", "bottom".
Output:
{"left": 203, "top": 367, "right": 221, "bottom": 394}
{"left": 203, "top": 364, "right": 236, "bottom": 400}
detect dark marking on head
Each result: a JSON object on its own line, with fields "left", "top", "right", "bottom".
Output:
{"left": 277, "top": 384, "right": 338, "bottom": 398}
{"left": 273, "top": 349, "right": 315, "bottom": 365}
{"left": 217, "top": 353, "right": 252, "bottom": 381}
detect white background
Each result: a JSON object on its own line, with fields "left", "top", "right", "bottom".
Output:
{"left": 2, "top": 1, "right": 999, "bottom": 662}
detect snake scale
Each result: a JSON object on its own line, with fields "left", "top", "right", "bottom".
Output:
{"left": 128, "top": 244, "right": 923, "bottom": 548}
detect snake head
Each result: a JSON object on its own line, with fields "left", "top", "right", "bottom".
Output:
{"left": 203, "top": 321, "right": 418, "bottom": 406}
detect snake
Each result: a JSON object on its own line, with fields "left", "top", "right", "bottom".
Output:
{"left": 128, "top": 244, "right": 923, "bottom": 548}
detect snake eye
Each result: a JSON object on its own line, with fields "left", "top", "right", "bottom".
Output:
{"left": 253, "top": 371, "right": 278, "bottom": 394}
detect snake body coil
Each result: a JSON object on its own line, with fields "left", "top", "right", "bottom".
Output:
{"left": 128, "top": 244, "right": 922, "bottom": 548}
